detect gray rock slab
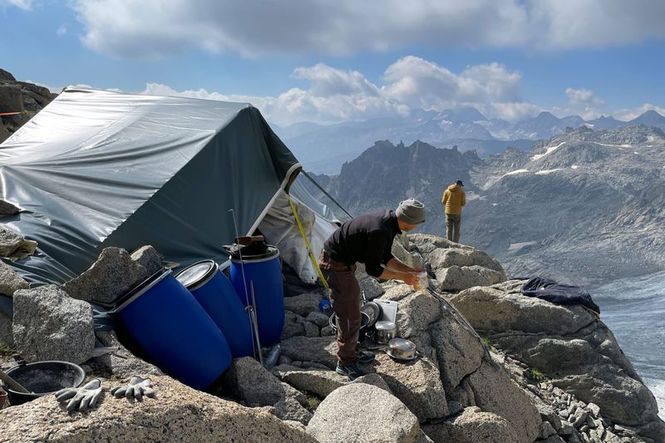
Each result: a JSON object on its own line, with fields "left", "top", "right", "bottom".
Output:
{"left": 0, "top": 261, "right": 29, "bottom": 296}
{"left": 394, "top": 290, "right": 442, "bottom": 338}
{"left": 434, "top": 265, "right": 506, "bottom": 292}
{"left": 0, "top": 375, "right": 317, "bottom": 442}
{"left": 408, "top": 234, "right": 475, "bottom": 255}
{"left": 274, "top": 365, "right": 347, "bottom": 397}
{"left": 281, "top": 336, "right": 337, "bottom": 369}
{"left": 427, "top": 247, "right": 505, "bottom": 273}
{"left": 422, "top": 407, "right": 520, "bottom": 443}
{"left": 429, "top": 314, "right": 485, "bottom": 393}
{"left": 13, "top": 285, "right": 95, "bottom": 364}
{"left": 63, "top": 246, "right": 158, "bottom": 305}
{"left": 0, "top": 307, "right": 13, "bottom": 348}
{"left": 284, "top": 292, "right": 322, "bottom": 316}
{"left": 222, "top": 357, "right": 289, "bottom": 407}
{"left": 0, "top": 226, "right": 37, "bottom": 260}
{"left": 305, "top": 311, "right": 329, "bottom": 327}
{"left": 130, "top": 245, "right": 162, "bottom": 275}
{"left": 307, "top": 383, "right": 421, "bottom": 443}
{"left": 449, "top": 285, "right": 597, "bottom": 335}
{"left": 358, "top": 275, "right": 385, "bottom": 301}
{"left": 352, "top": 373, "right": 392, "bottom": 393}
{"left": 467, "top": 360, "right": 542, "bottom": 443}
{"left": 373, "top": 353, "right": 448, "bottom": 422}
{"left": 304, "top": 321, "right": 319, "bottom": 337}
{"left": 272, "top": 396, "right": 313, "bottom": 425}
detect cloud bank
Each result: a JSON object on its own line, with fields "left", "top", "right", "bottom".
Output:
{"left": 144, "top": 57, "right": 541, "bottom": 126}
{"left": 72, "top": 0, "right": 665, "bottom": 59}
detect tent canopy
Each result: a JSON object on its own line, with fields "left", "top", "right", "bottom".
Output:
{"left": 0, "top": 89, "right": 301, "bottom": 284}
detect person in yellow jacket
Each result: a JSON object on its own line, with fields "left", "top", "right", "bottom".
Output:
{"left": 442, "top": 180, "right": 466, "bottom": 243}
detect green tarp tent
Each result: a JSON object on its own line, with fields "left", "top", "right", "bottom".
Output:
{"left": 0, "top": 88, "right": 301, "bottom": 284}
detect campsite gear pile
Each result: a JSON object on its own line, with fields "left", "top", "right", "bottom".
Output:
{"left": 108, "top": 239, "right": 285, "bottom": 391}
{"left": 326, "top": 292, "right": 420, "bottom": 363}
{"left": 2, "top": 360, "right": 85, "bottom": 405}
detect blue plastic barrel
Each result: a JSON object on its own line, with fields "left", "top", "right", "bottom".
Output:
{"left": 175, "top": 260, "right": 254, "bottom": 358}
{"left": 230, "top": 246, "right": 284, "bottom": 346}
{"left": 114, "top": 269, "right": 232, "bottom": 390}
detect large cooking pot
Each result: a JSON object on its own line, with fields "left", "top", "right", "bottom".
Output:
{"left": 386, "top": 338, "right": 418, "bottom": 361}
{"left": 374, "top": 320, "right": 397, "bottom": 344}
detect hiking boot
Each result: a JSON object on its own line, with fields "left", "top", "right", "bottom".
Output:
{"left": 356, "top": 350, "right": 376, "bottom": 366}
{"left": 336, "top": 361, "right": 366, "bottom": 380}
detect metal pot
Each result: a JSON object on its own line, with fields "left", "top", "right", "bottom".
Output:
{"left": 386, "top": 338, "right": 418, "bottom": 361}
{"left": 374, "top": 320, "right": 397, "bottom": 344}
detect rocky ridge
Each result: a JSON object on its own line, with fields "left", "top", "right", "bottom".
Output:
{"left": 1, "top": 230, "right": 662, "bottom": 441}
{"left": 0, "top": 68, "right": 56, "bottom": 144}
{"left": 314, "top": 125, "right": 665, "bottom": 285}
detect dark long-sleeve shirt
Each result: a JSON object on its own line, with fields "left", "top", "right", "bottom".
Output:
{"left": 323, "top": 209, "right": 401, "bottom": 277}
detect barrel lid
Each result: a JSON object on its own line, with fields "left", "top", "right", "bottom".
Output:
{"left": 175, "top": 260, "right": 218, "bottom": 289}
{"left": 112, "top": 268, "right": 171, "bottom": 313}
{"left": 230, "top": 245, "right": 280, "bottom": 263}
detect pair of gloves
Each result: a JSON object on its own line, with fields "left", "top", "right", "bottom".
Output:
{"left": 55, "top": 376, "right": 154, "bottom": 412}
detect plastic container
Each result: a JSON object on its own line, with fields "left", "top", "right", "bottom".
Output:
{"left": 114, "top": 269, "right": 232, "bottom": 390}
{"left": 230, "top": 246, "right": 284, "bottom": 346}
{"left": 175, "top": 260, "right": 254, "bottom": 358}
{"left": 4, "top": 361, "right": 85, "bottom": 405}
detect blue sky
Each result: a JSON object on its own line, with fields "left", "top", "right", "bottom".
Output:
{"left": 2, "top": 0, "right": 665, "bottom": 126}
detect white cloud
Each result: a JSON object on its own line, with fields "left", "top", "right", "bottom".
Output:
{"left": 381, "top": 56, "right": 532, "bottom": 121}
{"left": 71, "top": 0, "right": 665, "bottom": 60}
{"left": 57, "top": 25, "right": 67, "bottom": 37}
{"left": 557, "top": 87, "right": 606, "bottom": 120}
{"left": 140, "top": 57, "right": 540, "bottom": 125}
{"left": 613, "top": 103, "right": 665, "bottom": 121}
{"left": 1, "top": 0, "right": 33, "bottom": 10}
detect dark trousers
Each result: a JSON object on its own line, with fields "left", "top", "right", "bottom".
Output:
{"left": 319, "top": 251, "right": 360, "bottom": 365}
{"left": 446, "top": 213, "right": 462, "bottom": 243}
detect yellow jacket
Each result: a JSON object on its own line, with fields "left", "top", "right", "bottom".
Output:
{"left": 442, "top": 184, "right": 466, "bottom": 215}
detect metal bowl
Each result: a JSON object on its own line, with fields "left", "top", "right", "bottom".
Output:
{"left": 374, "top": 320, "right": 397, "bottom": 344}
{"left": 386, "top": 338, "right": 418, "bottom": 361}
{"left": 361, "top": 302, "right": 382, "bottom": 329}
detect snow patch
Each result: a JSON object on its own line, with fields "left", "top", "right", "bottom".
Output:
{"left": 571, "top": 165, "right": 579, "bottom": 169}
{"left": 535, "top": 168, "right": 563, "bottom": 175}
{"left": 594, "top": 142, "right": 633, "bottom": 148}
{"left": 531, "top": 141, "right": 566, "bottom": 161}
{"left": 633, "top": 151, "right": 639, "bottom": 155}
{"left": 508, "top": 241, "right": 537, "bottom": 251}
{"left": 501, "top": 169, "right": 529, "bottom": 178}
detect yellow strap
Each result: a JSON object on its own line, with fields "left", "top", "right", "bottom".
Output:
{"left": 288, "top": 196, "right": 329, "bottom": 289}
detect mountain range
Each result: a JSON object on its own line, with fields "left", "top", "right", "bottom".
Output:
{"left": 275, "top": 107, "right": 665, "bottom": 174}
{"left": 309, "top": 124, "right": 665, "bottom": 286}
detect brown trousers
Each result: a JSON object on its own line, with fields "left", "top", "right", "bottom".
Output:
{"left": 319, "top": 251, "right": 360, "bottom": 365}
